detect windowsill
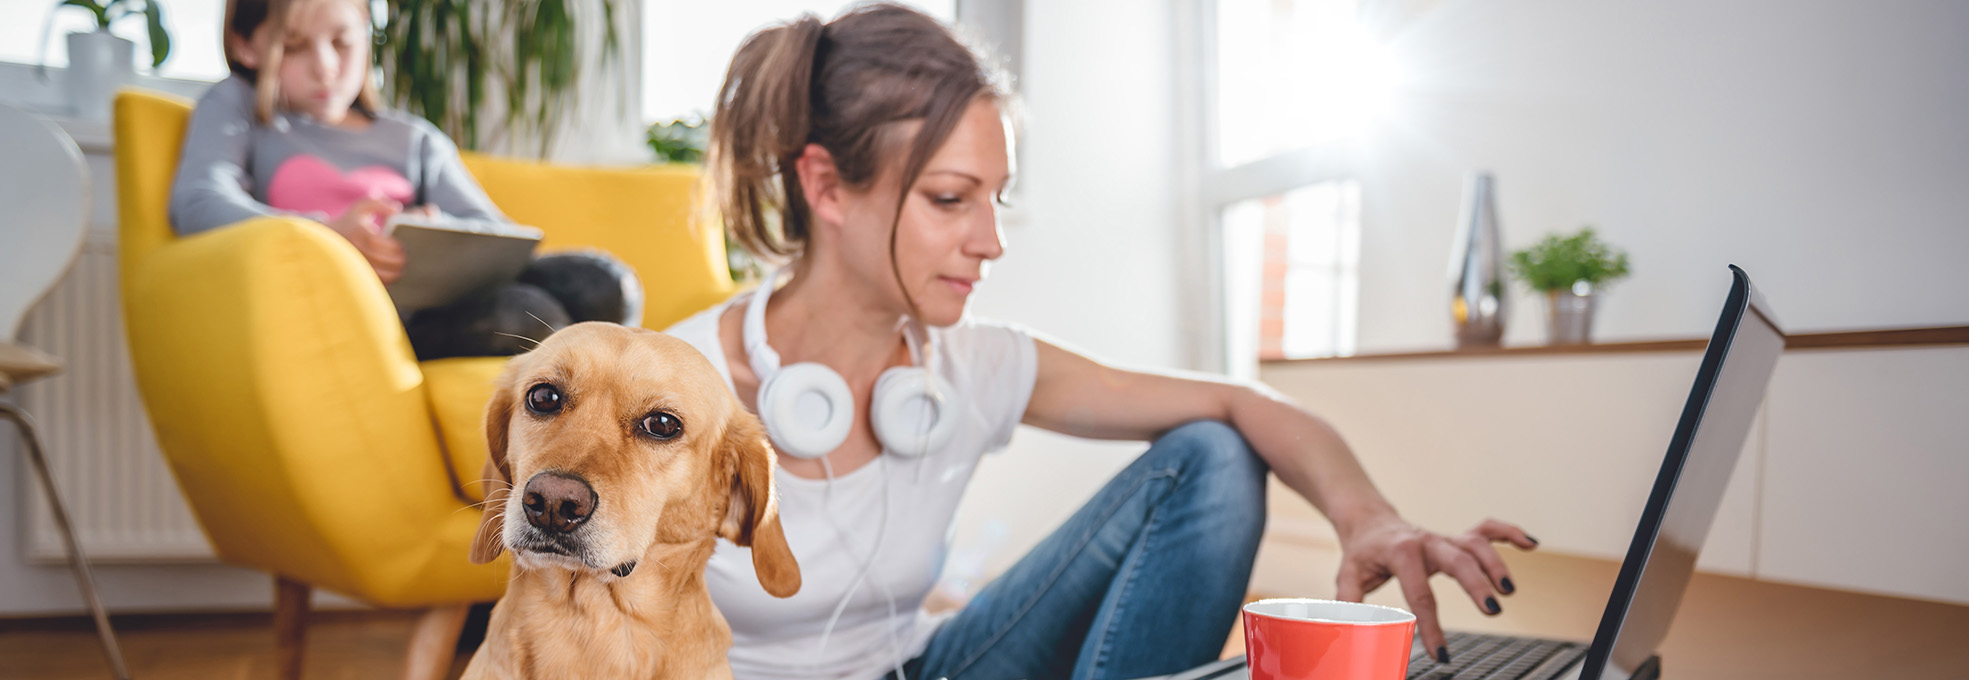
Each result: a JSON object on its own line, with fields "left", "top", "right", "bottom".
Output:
{"left": 0, "top": 61, "right": 215, "bottom": 152}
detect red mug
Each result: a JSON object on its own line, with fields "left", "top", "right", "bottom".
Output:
{"left": 1242, "top": 598, "right": 1417, "bottom": 680}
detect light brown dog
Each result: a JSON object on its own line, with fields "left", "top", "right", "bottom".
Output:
{"left": 461, "top": 322, "right": 801, "bottom": 680}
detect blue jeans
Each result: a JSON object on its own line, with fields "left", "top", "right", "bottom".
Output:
{"left": 901, "top": 420, "right": 1269, "bottom": 680}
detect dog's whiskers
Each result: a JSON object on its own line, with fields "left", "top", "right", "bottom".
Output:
{"left": 467, "top": 478, "right": 515, "bottom": 492}
{"left": 525, "top": 311, "right": 558, "bottom": 335}
{"left": 493, "top": 331, "right": 543, "bottom": 349}
{"left": 453, "top": 497, "right": 507, "bottom": 516}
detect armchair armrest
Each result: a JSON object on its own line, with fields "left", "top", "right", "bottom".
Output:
{"left": 122, "top": 216, "right": 505, "bottom": 605}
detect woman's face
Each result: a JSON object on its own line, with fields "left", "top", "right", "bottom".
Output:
{"left": 831, "top": 97, "right": 1012, "bottom": 327}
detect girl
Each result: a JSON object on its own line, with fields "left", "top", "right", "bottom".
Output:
{"left": 666, "top": 5, "right": 1537, "bottom": 680}
{"left": 170, "top": 0, "right": 639, "bottom": 359}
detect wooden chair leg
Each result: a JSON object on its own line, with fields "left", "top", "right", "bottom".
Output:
{"left": 274, "top": 576, "right": 311, "bottom": 680}
{"left": 402, "top": 603, "right": 471, "bottom": 680}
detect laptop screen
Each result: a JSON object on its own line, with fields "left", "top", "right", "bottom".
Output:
{"left": 1582, "top": 266, "right": 1785, "bottom": 680}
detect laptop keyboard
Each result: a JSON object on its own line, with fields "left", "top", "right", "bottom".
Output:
{"left": 1404, "top": 632, "right": 1586, "bottom": 680}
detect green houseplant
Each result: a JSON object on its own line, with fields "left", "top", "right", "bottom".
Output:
{"left": 646, "top": 115, "right": 707, "bottom": 164}
{"left": 1509, "top": 227, "right": 1631, "bottom": 345}
{"left": 376, "top": 0, "right": 622, "bottom": 158}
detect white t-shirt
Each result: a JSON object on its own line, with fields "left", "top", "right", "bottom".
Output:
{"left": 664, "top": 298, "right": 1039, "bottom": 680}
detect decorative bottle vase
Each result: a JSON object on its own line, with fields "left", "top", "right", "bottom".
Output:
{"left": 65, "top": 31, "right": 135, "bottom": 122}
{"left": 1449, "top": 172, "right": 1507, "bottom": 347}
{"left": 1544, "top": 283, "right": 1597, "bottom": 345}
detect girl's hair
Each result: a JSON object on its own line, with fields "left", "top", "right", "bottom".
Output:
{"left": 223, "top": 0, "right": 384, "bottom": 124}
{"left": 708, "top": 3, "right": 1010, "bottom": 294}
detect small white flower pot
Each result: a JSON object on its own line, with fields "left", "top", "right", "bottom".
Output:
{"left": 65, "top": 30, "right": 135, "bottom": 122}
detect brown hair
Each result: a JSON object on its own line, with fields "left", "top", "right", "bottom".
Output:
{"left": 708, "top": 3, "right": 1010, "bottom": 305}
{"left": 223, "top": 0, "right": 383, "bottom": 124}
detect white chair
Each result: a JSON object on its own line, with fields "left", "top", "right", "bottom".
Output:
{"left": 0, "top": 100, "right": 128, "bottom": 679}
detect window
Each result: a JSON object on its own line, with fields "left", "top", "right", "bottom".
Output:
{"left": 1213, "top": 0, "right": 1397, "bottom": 168}
{"left": 641, "top": 0, "right": 954, "bottom": 123}
{"left": 1206, "top": 0, "right": 1396, "bottom": 366}
{"left": 0, "top": 0, "right": 229, "bottom": 81}
{"left": 1223, "top": 180, "right": 1361, "bottom": 361}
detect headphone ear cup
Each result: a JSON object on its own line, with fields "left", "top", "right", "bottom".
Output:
{"left": 871, "top": 367, "right": 960, "bottom": 458}
{"left": 757, "top": 362, "right": 855, "bottom": 460}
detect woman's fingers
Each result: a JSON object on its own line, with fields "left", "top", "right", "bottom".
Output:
{"left": 1393, "top": 546, "right": 1449, "bottom": 663}
{"left": 1335, "top": 560, "right": 1367, "bottom": 602}
{"left": 1454, "top": 533, "right": 1518, "bottom": 596}
{"left": 1428, "top": 537, "right": 1501, "bottom": 616}
{"left": 1475, "top": 518, "right": 1538, "bottom": 551}
{"left": 1335, "top": 559, "right": 1391, "bottom": 603}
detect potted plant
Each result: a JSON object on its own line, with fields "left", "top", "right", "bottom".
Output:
{"left": 36, "top": 0, "right": 171, "bottom": 121}
{"left": 1508, "top": 226, "right": 1631, "bottom": 345}
{"left": 376, "top": 0, "right": 623, "bottom": 158}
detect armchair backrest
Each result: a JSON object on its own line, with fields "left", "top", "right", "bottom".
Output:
{"left": 460, "top": 154, "right": 735, "bottom": 330}
{"left": 112, "top": 89, "right": 193, "bottom": 288}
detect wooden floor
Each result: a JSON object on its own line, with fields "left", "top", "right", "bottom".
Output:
{"left": 0, "top": 610, "right": 473, "bottom": 680}
{"left": 7, "top": 547, "right": 1969, "bottom": 679}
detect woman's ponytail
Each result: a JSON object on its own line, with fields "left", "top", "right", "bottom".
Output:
{"left": 708, "top": 15, "right": 827, "bottom": 261}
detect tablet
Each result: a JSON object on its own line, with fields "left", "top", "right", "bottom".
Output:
{"left": 381, "top": 215, "right": 544, "bottom": 315}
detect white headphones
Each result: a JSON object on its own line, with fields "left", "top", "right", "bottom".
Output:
{"left": 742, "top": 270, "right": 960, "bottom": 460}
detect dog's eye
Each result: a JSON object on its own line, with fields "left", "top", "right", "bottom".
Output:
{"left": 638, "top": 412, "right": 682, "bottom": 440}
{"left": 525, "top": 383, "right": 563, "bottom": 415}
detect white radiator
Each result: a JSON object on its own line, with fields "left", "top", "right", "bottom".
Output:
{"left": 16, "top": 237, "right": 215, "bottom": 563}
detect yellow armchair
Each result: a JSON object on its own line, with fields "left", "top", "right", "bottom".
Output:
{"left": 112, "top": 89, "right": 734, "bottom": 679}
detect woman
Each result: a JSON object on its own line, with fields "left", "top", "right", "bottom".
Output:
{"left": 665, "top": 6, "right": 1536, "bottom": 680}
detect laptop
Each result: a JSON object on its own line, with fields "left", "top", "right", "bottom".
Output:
{"left": 1156, "top": 265, "right": 1786, "bottom": 680}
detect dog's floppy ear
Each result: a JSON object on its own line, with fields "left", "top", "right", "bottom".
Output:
{"left": 470, "top": 372, "right": 518, "bottom": 565}
{"left": 719, "top": 412, "right": 801, "bottom": 598}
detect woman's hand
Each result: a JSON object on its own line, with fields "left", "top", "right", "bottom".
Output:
{"left": 324, "top": 198, "right": 407, "bottom": 284}
{"left": 1335, "top": 514, "right": 1538, "bottom": 663}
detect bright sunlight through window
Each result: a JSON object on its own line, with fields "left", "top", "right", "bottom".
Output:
{"left": 1214, "top": 0, "right": 1402, "bottom": 168}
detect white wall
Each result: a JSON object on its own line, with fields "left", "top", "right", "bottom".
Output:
{"left": 944, "top": 0, "right": 1194, "bottom": 584}
{"left": 1354, "top": 0, "right": 1969, "bottom": 352}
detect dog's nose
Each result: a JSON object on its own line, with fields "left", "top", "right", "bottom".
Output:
{"left": 522, "top": 472, "right": 596, "bottom": 534}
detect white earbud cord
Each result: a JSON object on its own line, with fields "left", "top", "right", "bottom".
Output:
{"left": 910, "top": 321, "right": 943, "bottom": 485}
{"left": 812, "top": 455, "right": 910, "bottom": 680}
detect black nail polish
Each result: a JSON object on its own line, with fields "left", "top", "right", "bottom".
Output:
{"left": 1501, "top": 577, "right": 1516, "bottom": 595}
{"left": 1485, "top": 596, "right": 1501, "bottom": 614}
{"left": 1527, "top": 534, "right": 1540, "bottom": 547}
{"left": 1436, "top": 646, "right": 1451, "bottom": 664}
